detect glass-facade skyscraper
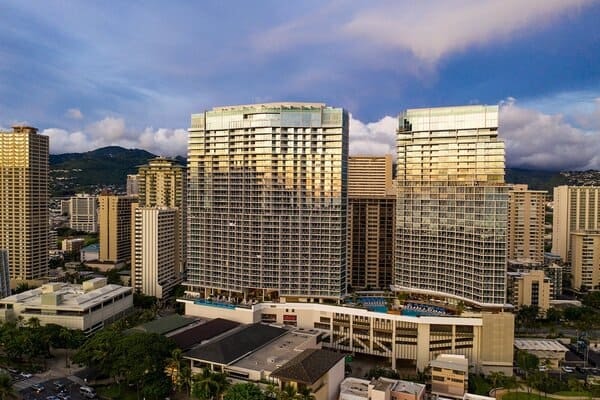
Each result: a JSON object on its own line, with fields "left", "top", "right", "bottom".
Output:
{"left": 395, "top": 105, "right": 508, "bottom": 307}
{"left": 187, "top": 102, "right": 348, "bottom": 300}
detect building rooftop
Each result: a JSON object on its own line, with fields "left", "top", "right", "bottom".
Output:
{"left": 514, "top": 339, "right": 569, "bottom": 352}
{"left": 81, "top": 244, "right": 100, "bottom": 252}
{"left": 270, "top": 348, "right": 345, "bottom": 385}
{"left": 233, "top": 329, "right": 319, "bottom": 373}
{"left": 340, "top": 378, "right": 369, "bottom": 400}
{"left": 430, "top": 354, "right": 469, "bottom": 372}
{"left": 169, "top": 318, "right": 240, "bottom": 350}
{"left": 184, "top": 323, "right": 288, "bottom": 365}
{"left": 131, "top": 314, "right": 197, "bottom": 335}
{"left": 0, "top": 278, "right": 131, "bottom": 311}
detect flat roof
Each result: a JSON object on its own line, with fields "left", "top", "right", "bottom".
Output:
{"left": 184, "top": 323, "right": 288, "bottom": 365}
{"left": 270, "top": 348, "right": 345, "bottom": 385}
{"left": 514, "top": 339, "right": 569, "bottom": 352}
{"left": 131, "top": 314, "right": 197, "bottom": 335}
{"left": 233, "top": 329, "right": 319, "bottom": 373}
{"left": 0, "top": 282, "right": 131, "bottom": 311}
{"left": 169, "top": 318, "right": 240, "bottom": 350}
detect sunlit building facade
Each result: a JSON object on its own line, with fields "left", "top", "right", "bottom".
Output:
{"left": 0, "top": 126, "right": 49, "bottom": 280}
{"left": 507, "top": 184, "right": 546, "bottom": 265}
{"left": 348, "top": 156, "right": 395, "bottom": 289}
{"left": 395, "top": 106, "right": 508, "bottom": 307}
{"left": 187, "top": 102, "right": 348, "bottom": 300}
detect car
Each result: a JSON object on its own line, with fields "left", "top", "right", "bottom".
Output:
{"left": 7, "top": 367, "right": 18, "bottom": 374}
{"left": 562, "top": 366, "right": 574, "bottom": 373}
{"left": 32, "top": 383, "right": 45, "bottom": 393}
{"left": 54, "top": 382, "right": 66, "bottom": 391}
{"left": 20, "top": 372, "right": 33, "bottom": 379}
{"left": 538, "top": 366, "right": 548, "bottom": 372}
{"left": 46, "top": 396, "right": 60, "bottom": 400}
{"left": 57, "top": 394, "right": 71, "bottom": 400}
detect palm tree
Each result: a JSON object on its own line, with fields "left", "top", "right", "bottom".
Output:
{"left": 59, "top": 327, "right": 73, "bottom": 367}
{"left": 278, "top": 384, "right": 297, "bottom": 400}
{"left": 0, "top": 372, "right": 14, "bottom": 400}
{"left": 192, "top": 368, "right": 230, "bottom": 400}
{"left": 166, "top": 349, "right": 185, "bottom": 392}
{"left": 297, "top": 386, "right": 315, "bottom": 400}
{"left": 264, "top": 383, "right": 279, "bottom": 399}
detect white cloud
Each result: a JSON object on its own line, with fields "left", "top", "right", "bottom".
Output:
{"left": 349, "top": 114, "right": 397, "bottom": 157}
{"left": 254, "top": 1, "right": 591, "bottom": 66}
{"left": 65, "top": 108, "right": 84, "bottom": 120}
{"left": 86, "top": 117, "right": 126, "bottom": 141}
{"left": 500, "top": 99, "right": 600, "bottom": 170}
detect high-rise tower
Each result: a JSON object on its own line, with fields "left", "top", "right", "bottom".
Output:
{"left": 132, "top": 157, "right": 185, "bottom": 297}
{"left": 187, "top": 102, "right": 348, "bottom": 300}
{"left": 395, "top": 106, "right": 508, "bottom": 308}
{"left": 0, "top": 126, "right": 49, "bottom": 280}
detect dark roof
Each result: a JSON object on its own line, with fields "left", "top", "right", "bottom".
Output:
{"left": 184, "top": 323, "right": 287, "bottom": 365}
{"left": 270, "top": 348, "right": 345, "bottom": 385}
{"left": 131, "top": 314, "right": 197, "bottom": 335}
{"left": 170, "top": 318, "right": 240, "bottom": 350}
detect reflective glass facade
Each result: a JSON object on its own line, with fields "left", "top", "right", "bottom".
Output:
{"left": 187, "top": 103, "right": 348, "bottom": 299}
{"left": 395, "top": 106, "right": 508, "bottom": 307}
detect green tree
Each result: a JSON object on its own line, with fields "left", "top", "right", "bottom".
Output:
{"left": 223, "top": 383, "right": 265, "bottom": 400}
{"left": 192, "top": 368, "right": 229, "bottom": 400}
{"left": 297, "top": 386, "right": 316, "bottom": 400}
{"left": 166, "top": 348, "right": 186, "bottom": 393}
{"left": 0, "top": 373, "right": 14, "bottom": 400}
{"left": 278, "top": 384, "right": 297, "bottom": 400}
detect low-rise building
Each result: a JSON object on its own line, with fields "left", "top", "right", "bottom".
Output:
{"left": 62, "top": 238, "right": 86, "bottom": 253}
{"left": 339, "top": 377, "right": 426, "bottom": 400}
{"left": 514, "top": 339, "right": 568, "bottom": 369}
{"left": 0, "top": 278, "right": 133, "bottom": 333}
{"left": 181, "top": 300, "right": 514, "bottom": 374}
{"left": 429, "top": 354, "right": 469, "bottom": 399}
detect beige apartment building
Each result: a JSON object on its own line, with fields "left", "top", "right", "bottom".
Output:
{"left": 98, "top": 195, "right": 136, "bottom": 263}
{"left": 571, "top": 231, "right": 600, "bottom": 291}
{"left": 508, "top": 270, "right": 551, "bottom": 313}
{"left": 0, "top": 126, "right": 49, "bottom": 280}
{"left": 507, "top": 185, "right": 546, "bottom": 265}
{"left": 348, "top": 156, "right": 395, "bottom": 289}
{"left": 552, "top": 186, "right": 600, "bottom": 262}
{"left": 132, "top": 207, "right": 179, "bottom": 298}
{"left": 429, "top": 354, "right": 469, "bottom": 399}
{"left": 68, "top": 193, "right": 98, "bottom": 232}
{"left": 132, "top": 157, "right": 185, "bottom": 298}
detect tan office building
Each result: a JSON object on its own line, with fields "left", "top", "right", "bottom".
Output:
{"left": 507, "top": 185, "right": 546, "bottom": 265}
{"left": 0, "top": 126, "right": 49, "bottom": 280}
{"left": 68, "top": 194, "right": 98, "bottom": 232}
{"left": 508, "top": 270, "right": 551, "bottom": 313}
{"left": 98, "top": 195, "right": 136, "bottom": 263}
{"left": 552, "top": 186, "right": 600, "bottom": 262}
{"left": 571, "top": 231, "right": 600, "bottom": 291}
{"left": 429, "top": 354, "right": 469, "bottom": 399}
{"left": 132, "top": 157, "right": 185, "bottom": 297}
{"left": 348, "top": 156, "right": 395, "bottom": 289}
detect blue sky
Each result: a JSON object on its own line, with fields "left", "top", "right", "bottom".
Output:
{"left": 1, "top": 1, "right": 600, "bottom": 170}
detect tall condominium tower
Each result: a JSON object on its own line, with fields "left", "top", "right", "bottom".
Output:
{"left": 132, "top": 157, "right": 185, "bottom": 297}
{"left": 187, "top": 102, "right": 348, "bottom": 300}
{"left": 68, "top": 194, "right": 98, "bottom": 232}
{"left": 571, "top": 231, "right": 600, "bottom": 291}
{"left": 0, "top": 126, "right": 49, "bottom": 280}
{"left": 395, "top": 106, "right": 508, "bottom": 307}
{"left": 552, "top": 186, "right": 600, "bottom": 262}
{"left": 347, "top": 155, "right": 395, "bottom": 289}
{"left": 507, "top": 185, "right": 546, "bottom": 265}
{"left": 98, "top": 195, "right": 136, "bottom": 263}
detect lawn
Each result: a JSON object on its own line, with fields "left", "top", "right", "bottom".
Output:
{"left": 502, "top": 392, "right": 543, "bottom": 400}
{"left": 554, "top": 391, "right": 592, "bottom": 397}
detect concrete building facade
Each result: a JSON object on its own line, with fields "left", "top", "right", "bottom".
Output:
{"left": 132, "top": 207, "right": 179, "bottom": 298}
{"left": 395, "top": 106, "right": 508, "bottom": 308}
{"left": 98, "top": 195, "right": 136, "bottom": 263}
{"left": 571, "top": 231, "right": 600, "bottom": 291}
{"left": 552, "top": 186, "right": 600, "bottom": 262}
{"left": 0, "top": 278, "right": 133, "bottom": 333}
{"left": 429, "top": 354, "right": 468, "bottom": 399}
{"left": 186, "top": 102, "right": 349, "bottom": 300}
{"left": 181, "top": 300, "right": 514, "bottom": 374}
{"left": 68, "top": 194, "right": 98, "bottom": 232}
{"left": 507, "top": 185, "right": 546, "bottom": 265}
{"left": 0, "top": 126, "right": 49, "bottom": 280}
{"left": 0, "top": 250, "right": 10, "bottom": 298}
{"left": 348, "top": 156, "right": 395, "bottom": 289}
{"left": 126, "top": 174, "right": 139, "bottom": 196}
{"left": 507, "top": 270, "right": 552, "bottom": 313}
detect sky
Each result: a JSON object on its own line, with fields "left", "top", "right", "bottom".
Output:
{"left": 1, "top": 1, "right": 600, "bottom": 171}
